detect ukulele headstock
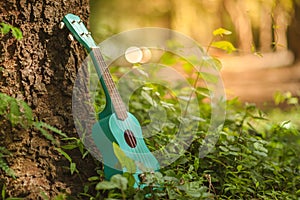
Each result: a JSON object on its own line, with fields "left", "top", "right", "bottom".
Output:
{"left": 62, "top": 13, "right": 97, "bottom": 51}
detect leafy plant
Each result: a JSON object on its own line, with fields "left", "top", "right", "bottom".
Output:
{"left": 0, "top": 93, "right": 33, "bottom": 128}
{"left": 0, "top": 91, "right": 89, "bottom": 182}
{"left": 0, "top": 93, "right": 33, "bottom": 178}
{"left": 1, "top": 26, "right": 299, "bottom": 199}
{"left": 40, "top": 191, "right": 67, "bottom": 200}
{"left": 80, "top": 28, "right": 299, "bottom": 200}
{"left": 0, "top": 147, "right": 15, "bottom": 179}
{"left": 0, "top": 22, "right": 23, "bottom": 40}
{"left": 209, "top": 27, "right": 237, "bottom": 53}
{"left": 1, "top": 185, "right": 23, "bottom": 200}
{"left": 274, "top": 91, "right": 299, "bottom": 106}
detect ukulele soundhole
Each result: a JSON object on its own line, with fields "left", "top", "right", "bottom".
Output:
{"left": 124, "top": 130, "right": 137, "bottom": 148}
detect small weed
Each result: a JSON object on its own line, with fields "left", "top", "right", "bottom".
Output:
{"left": 0, "top": 22, "right": 22, "bottom": 40}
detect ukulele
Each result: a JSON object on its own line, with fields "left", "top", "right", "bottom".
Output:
{"left": 62, "top": 13, "right": 160, "bottom": 187}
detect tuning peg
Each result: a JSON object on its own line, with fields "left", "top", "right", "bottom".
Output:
{"left": 67, "top": 34, "right": 74, "bottom": 41}
{"left": 59, "top": 22, "right": 65, "bottom": 29}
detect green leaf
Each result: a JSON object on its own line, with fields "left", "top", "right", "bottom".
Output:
{"left": 160, "top": 52, "right": 178, "bottom": 65}
{"left": 199, "top": 72, "right": 219, "bottom": 83}
{"left": 194, "top": 157, "right": 199, "bottom": 171}
{"left": 133, "top": 67, "right": 149, "bottom": 78}
{"left": 141, "top": 91, "right": 157, "bottom": 107}
{"left": 20, "top": 101, "right": 33, "bottom": 126}
{"left": 166, "top": 39, "right": 184, "bottom": 50}
{"left": 255, "top": 181, "right": 260, "bottom": 188}
{"left": 211, "top": 41, "right": 237, "bottom": 53}
{"left": 0, "top": 23, "right": 22, "bottom": 40}
{"left": 110, "top": 174, "right": 128, "bottom": 190}
{"left": 70, "top": 162, "right": 77, "bottom": 175}
{"left": 134, "top": 191, "right": 144, "bottom": 200}
{"left": 35, "top": 121, "right": 68, "bottom": 138}
{"left": 142, "top": 86, "right": 153, "bottom": 91}
{"left": 53, "top": 193, "right": 67, "bottom": 200}
{"left": 0, "top": 158, "right": 15, "bottom": 178}
{"left": 34, "top": 124, "right": 58, "bottom": 145}
{"left": 160, "top": 101, "right": 175, "bottom": 111}
{"left": 61, "top": 144, "right": 78, "bottom": 150}
{"left": 0, "top": 22, "right": 11, "bottom": 35}
{"left": 88, "top": 176, "right": 100, "bottom": 181}
{"left": 253, "top": 142, "right": 268, "bottom": 153}
{"left": 8, "top": 99, "right": 20, "bottom": 126}
{"left": 237, "top": 165, "right": 243, "bottom": 172}
{"left": 95, "top": 180, "right": 118, "bottom": 190}
{"left": 211, "top": 57, "right": 223, "bottom": 70}
{"left": 213, "top": 28, "right": 232, "bottom": 37}
{"left": 186, "top": 55, "right": 202, "bottom": 66}
{"left": 11, "top": 27, "right": 23, "bottom": 40}
{"left": 183, "top": 62, "right": 194, "bottom": 74}
{"left": 55, "top": 147, "right": 72, "bottom": 162}
{"left": 195, "top": 87, "right": 210, "bottom": 98}
{"left": 0, "top": 93, "right": 33, "bottom": 128}
{"left": 287, "top": 97, "right": 298, "bottom": 105}
{"left": 112, "top": 142, "right": 136, "bottom": 173}
{"left": 95, "top": 174, "right": 128, "bottom": 191}
{"left": 123, "top": 172, "right": 136, "bottom": 188}
{"left": 1, "top": 185, "right": 5, "bottom": 200}
{"left": 253, "top": 150, "right": 267, "bottom": 157}
{"left": 219, "top": 146, "right": 229, "bottom": 152}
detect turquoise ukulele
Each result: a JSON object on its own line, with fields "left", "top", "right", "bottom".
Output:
{"left": 62, "top": 14, "right": 160, "bottom": 187}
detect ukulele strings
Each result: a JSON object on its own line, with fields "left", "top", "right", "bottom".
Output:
{"left": 100, "top": 58, "right": 151, "bottom": 172}
{"left": 93, "top": 48, "right": 152, "bottom": 173}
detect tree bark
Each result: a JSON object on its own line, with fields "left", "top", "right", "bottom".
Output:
{"left": 0, "top": 0, "right": 94, "bottom": 199}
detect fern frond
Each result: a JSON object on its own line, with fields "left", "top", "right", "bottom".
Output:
{"left": 0, "top": 150, "right": 15, "bottom": 178}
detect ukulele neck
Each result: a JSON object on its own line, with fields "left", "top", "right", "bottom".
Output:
{"left": 90, "top": 47, "right": 128, "bottom": 121}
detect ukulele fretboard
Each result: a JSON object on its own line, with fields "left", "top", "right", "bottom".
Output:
{"left": 91, "top": 47, "right": 128, "bottom": 120}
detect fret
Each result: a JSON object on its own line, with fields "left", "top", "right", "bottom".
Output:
{"left": 91, "top": 47, "right": 128, "bottom": 120}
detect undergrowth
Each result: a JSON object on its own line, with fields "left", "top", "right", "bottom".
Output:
{"left": 0, "top": 26, "right": 299, "bottom": 199}
{"left": 74, "top": 28, "right": 299, "bottom": 199}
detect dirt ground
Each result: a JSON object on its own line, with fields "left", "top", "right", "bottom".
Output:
{"left": 221, "top": 51, "right": 300, "bottom": 106}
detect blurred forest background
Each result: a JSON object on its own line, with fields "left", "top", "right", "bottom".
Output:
{"left": 90, "top": 0, "right": 300, "bottom": 104}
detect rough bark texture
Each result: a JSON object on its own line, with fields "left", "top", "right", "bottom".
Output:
{"left": 0, "top": 0, "right": 96, "bottom": 199}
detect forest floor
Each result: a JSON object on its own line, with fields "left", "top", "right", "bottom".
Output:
{"left": 220, "top": 50, "right": 299, "bottom": 107}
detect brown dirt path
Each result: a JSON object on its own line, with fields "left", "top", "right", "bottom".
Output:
{"left": 221, "top": 59, "right": 300, "bottom": 105}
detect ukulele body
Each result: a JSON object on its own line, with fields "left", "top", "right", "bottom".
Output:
{"left": 92, "top": 110, "right": 160, "bottom": 186}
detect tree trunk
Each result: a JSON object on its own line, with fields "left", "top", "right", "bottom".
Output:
{"left": 170, "top": 0, "right": 222, "bottom": 46}
{"left": 0, "top": 0, "right": 95, "bottom": 199}
{"left": 224, "top": 0, "right": 253, "bottom": 53}
{"left": 274, "top": 5, "right": 289, "bottom": 51}
{"left": 259, "top": 1, "right": 273, "bottom": 52}
{"left": 288, "top": 1, "right": 300, "bottom": 60}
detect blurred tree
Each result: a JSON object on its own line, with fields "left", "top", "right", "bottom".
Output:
{"left": 91, "top": 0, "right": 298, "bottom": 57}
{"left": 288, "top": 1, "right": 300, "bottom": 59}
{"left": 171, "top": 0, "right": 223, "bottom": 46}
{"left": 90, "top": 0, "right": 171, "bottom": 42}
{"left": 273, "top": 0, "right": 294, "bottom": 51}
{"left": 224, "top": 0, "right": 254, "bottom": 53}
{"left": 259, "top": 0, "right": 273, "bottom": 52}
